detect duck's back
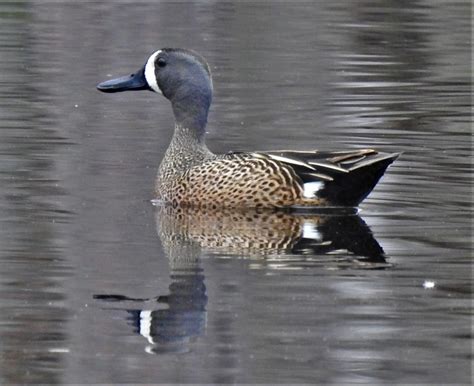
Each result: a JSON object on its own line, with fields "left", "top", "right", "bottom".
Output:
{"left": 155, "top": 148, "right": 398, "bottom": 209}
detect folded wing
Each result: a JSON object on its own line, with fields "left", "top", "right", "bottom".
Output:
{"left": 259, "top": 149, "right": 399, "bottom": 207}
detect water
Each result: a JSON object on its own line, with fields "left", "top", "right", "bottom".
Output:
{"left": 0, "top": 1, "right": 471, "bottom": 384}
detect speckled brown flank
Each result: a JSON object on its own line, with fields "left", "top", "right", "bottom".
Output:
{"left": 155, "top": 134, "right": 326, "bottom": 209}
{"left": 153, "top": 125, "right": 400, "bottom": 208}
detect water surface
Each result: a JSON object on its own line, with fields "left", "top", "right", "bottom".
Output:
{"left": 0, "top": 1, "right": 471, "bottom": 384}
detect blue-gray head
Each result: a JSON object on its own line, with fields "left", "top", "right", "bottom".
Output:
{"left": 97, "top": 48, "right": 213, "bottom": 132}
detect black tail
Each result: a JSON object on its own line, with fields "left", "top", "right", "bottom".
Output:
{"left": 317, "top": 153, "right": 399, "bottom": 206}
{"left": 262, "top": 148, "right": 399, "bottom": 207}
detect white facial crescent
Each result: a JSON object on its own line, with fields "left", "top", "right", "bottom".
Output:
{"left": 144, "top": 50, "right": 162, "bottom": 94}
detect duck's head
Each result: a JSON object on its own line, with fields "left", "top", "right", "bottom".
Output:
{"left": 97, "top": 48, "right": 213, "bottom": 131}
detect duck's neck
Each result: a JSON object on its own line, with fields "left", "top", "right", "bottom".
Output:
{"left": 171, "top": 92, "right": 210, "bottom": 141}
{"left": 157, "top": 91, "right": 213, "bottom": 187}
{"left": 157, "top": 123, "right": 213, "bottom": 186}
{"left": 169, "top": 92, "right": 211, "bottom": 152}
{"left": 168, "top": 124, "right": 209, "bottom": 154}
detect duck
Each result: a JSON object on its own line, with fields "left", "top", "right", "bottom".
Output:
{"left": 97, "top": 48, "right": 399, "bottom": 209}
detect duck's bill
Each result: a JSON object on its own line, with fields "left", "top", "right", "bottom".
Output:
{"left": 97, "top": 66, "right": 150, "bottom": 93}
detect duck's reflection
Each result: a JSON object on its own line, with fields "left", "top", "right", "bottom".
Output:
{"left": 95, "top": 206, "right": 388, "bottom": 354}
{"left": 126, "top": 265, "right": 207, "bottom": 355}
{"left": 157, "top": 206, "right": 386, "bottom": 262}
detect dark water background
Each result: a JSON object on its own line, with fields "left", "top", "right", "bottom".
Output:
{"left": 0, "top": 1, "right": 471, "bottom": 384}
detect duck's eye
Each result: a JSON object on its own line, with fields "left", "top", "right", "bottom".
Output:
{"left": 157, "top": 57, "right": 167, "bottom": 68}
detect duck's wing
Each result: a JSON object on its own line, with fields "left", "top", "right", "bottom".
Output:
{"left": 258, "top": 148, "right": 400, "bottom": 206}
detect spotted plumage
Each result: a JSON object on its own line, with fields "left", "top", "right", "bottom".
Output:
{"left": 162, "top": 157, "right": 306, "bottom": 208}
{"left": 97, "top": 48, "right": 399, "bottom": 208}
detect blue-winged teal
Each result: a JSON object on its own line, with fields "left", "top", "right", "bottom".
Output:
{"left": 97, "top": 48, "right": 399, "bottom": 209}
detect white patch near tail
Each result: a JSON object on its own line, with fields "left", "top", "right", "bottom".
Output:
{"left": 303, "top": 181, "right": 324, "bottom": 198}
{"left": 303, "top": 222, "right": 322, "bottom": 240}
{"left": 139, "top": 310, "right": 154, "bottom": 344}
{"left": 144, "top": 50, "right": 162, "bottom": 94}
